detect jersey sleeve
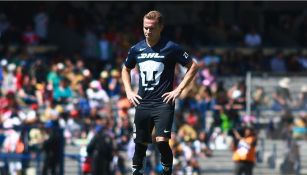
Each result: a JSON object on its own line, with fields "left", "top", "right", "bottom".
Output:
{"left": 173, "top": 44, "right": 192, "bottom": 66}
{"left": 124, "top": 47, "right": 137, "bottom": 69}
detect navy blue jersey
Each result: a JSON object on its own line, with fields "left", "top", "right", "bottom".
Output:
{"left": 124, "top": 38, "right": 192, "bottom": 106}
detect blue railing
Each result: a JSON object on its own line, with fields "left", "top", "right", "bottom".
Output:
{"left": 0, "top": 126, "right": 64, "bottom": 175}
{"left": 0, "top": 153, "right": 42, "bottom": 175}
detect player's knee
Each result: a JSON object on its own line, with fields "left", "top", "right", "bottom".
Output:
{"left": 155, "top": 136, "right": 169, "bottom": 142}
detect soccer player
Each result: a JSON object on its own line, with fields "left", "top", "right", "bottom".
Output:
{"left": 122, "top": 10, "right": 198, "bottom": 175}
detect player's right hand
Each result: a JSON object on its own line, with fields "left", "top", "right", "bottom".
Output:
{"left": 126, "top": 91, "right": 142, "bottom": 107}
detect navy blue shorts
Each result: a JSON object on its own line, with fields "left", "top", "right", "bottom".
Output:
{"left": 133, "top": 104, "right": 174, "bottom": 143}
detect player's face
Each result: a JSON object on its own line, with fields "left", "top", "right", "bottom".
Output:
{"left": 143, "top": 18, "right": 163, "bottom": 41}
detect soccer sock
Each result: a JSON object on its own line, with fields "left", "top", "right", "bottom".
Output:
{"left": 132, "top": 143, "right": 148, "bottom": 175}
{"left": 156, "top": 141, "right": 173, "bottom": 175}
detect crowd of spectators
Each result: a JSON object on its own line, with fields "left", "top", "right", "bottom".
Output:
{"left": 0, "top": 2, "right": 306, "bottom": 175}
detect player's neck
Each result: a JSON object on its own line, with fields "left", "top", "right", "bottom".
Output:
{"left": 146, "top": 36, "right": 161, "bottom": 47}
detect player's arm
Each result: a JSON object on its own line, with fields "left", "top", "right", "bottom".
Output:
{"left": 162, "top": 59, "right": 199, "bottom": 104}
{"left": 121, "top": 65, "right": 142, "bottom": 106}
{"left": 176, "top": 59, "right": 199, "bottom": 94}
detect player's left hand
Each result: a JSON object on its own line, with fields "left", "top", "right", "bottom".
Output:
{"left": 162, "top": 89, "right": 182, "bottom": 104}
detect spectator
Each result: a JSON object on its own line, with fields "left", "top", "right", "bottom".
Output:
{"left": 0, "top": 13, "right": 9, "bottom": 38}
{"left": 298, "top": 52, "right": 307, "bottom": 70}
{"left": 185, "top": 158, "right": 201, "bottom": 175}
{"left": 47, "top": 63, "right": 63, "bottom": 90}
{"left": 232, "top": 126, "right": 257, "bottom": 175}
{"left": 42, "top": 121, "right": 62, "bottom": 175}
{"left": 209, "top": 127, "right": 229, "bottom": 150}
{"left": 53, "top": 78, "right": 73, "bottom": 105}
{"left": 201, "top": 50, "right": 220, "bottom": 74}
{"left": 108, "top": 69, "right": 121, "bottom": 100}
{"left": 2, "top": 63, "right": 17, "bottom": 94}
{"left": 15, "top": 65, "right": 23, "bottom": 90}
{"left": 193, "top": 131, "right": 212, "bottom": 157}
{"left": 298, "top": 85, "right": 307, "bottom": 109}
{"left": 270, "top": 51, "right": 287, "bottom": 73}
{"left": 41, "top": 101, "right": 59, "bottom": 122}
{"left": 30, "top": 59, "right": 48, "bottom": 84}
{"left": 177, "top": 122, "right": 197, "bottom": 142}
{"left": 79, "top": 69, "right": 93, "bottom": 94}
{"left": 252, "top": 86, "right": 269, "bottom": 118}
{"left": 200, "top": 67, "right": 215, "bottom": 88}
{"left": 292, "top": 116, "right": 307, "bottom": 139}
{"left": 75, "top": 82, "right": 91, "bottom": 117}
{"left": 211, "top": 81, "right": 228, "bottom": 134}
{"left": 28, "top": 127, "right": 44, "bottom": 151}
{"left": 17, "top": 75, "right": 38, "bottom": 105}
{"left": 98, "top": 33, "right": 112, "bottom": 69}
{"left": 272, "top": 77, "right": 292, "bottom": 111}
{"left": 2, "top": 130, "right": 24, "bottom": 175}
{"left": 195, "top": 86, "right": 213, "bottom": 131}
{"left": 281, "top": 139, "right": 301, "bottom": 174}
{"left": 86, "top": 125, "right": 114, "bottom": 175}
{"left": 244, "top": 26, "right": 262, "bottom": 47}
{"left": 99, "top": 70, "right": 110, "bottom": 92}
{"left": 86, "top": 80, "right": 110, "bottom": 110}
{"left": 82, "top": 28, "right": 99, "bottom": 59}
{"left": 252, "top": 86, "right": 267, "bottom": 107}
{"left": 0, "top": 91, "right": 19, "bottom": 118}
{"left": 33, "top": 5, "right": 49, "bottom": 42}
{"left": 287, "top": 54, "right": 301, "bottom": 72}
{"left": 22, "top": 25, "right": 39, "bottom": 45}
{"left": 75, "top": 59, "right": 86, "bottom": 73}
{"left": 227, "top": 81, "right": 246, "bottom": 128}
{"left": 279, "top": 110, "right": 294, "bottom": 140}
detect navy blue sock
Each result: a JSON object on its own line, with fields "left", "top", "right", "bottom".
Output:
{"left": 132, "top": 143, "right": 147, "bottom": 175}
{"left": 156, "top": 141, "right": 173, "bottom": 175}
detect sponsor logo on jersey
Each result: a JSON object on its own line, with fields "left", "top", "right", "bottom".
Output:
{"left": 137, "top": 53, "right": 165, "bottom": 59}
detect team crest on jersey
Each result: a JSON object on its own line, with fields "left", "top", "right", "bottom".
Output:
{"left": 137, "top": 53, "right": 165, "bottom": 59}
{"left": 139, "top": 60, "right": 164, "bottom": 91}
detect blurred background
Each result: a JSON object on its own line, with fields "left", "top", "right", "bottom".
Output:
{"left": 0, "top": 1, "right": 306, "bottom": 175}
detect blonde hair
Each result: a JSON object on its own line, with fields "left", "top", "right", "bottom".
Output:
{"left": 144, "top": 10, "right": 163, "bottom": 26}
